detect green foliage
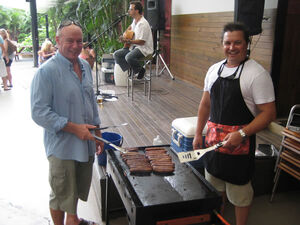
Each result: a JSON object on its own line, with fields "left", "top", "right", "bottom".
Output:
{"left": 0, "top": 6, "right": 29, "bottom": 41}
{"left": 47, "top": 0, "right": 131, "bottom": 57}
{"left": 0, "top": 0, "right": 132, "bottom": 57}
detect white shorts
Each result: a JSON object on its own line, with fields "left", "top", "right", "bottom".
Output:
{"left": 205, "top": 169, "right": 253, "bottom": 207}
{"left": 0, "top": 58, "right": 7, "bottom": 77}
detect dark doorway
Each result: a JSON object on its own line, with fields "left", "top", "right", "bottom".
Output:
{"left": 271, "top": 0, "right": 300, "bottom": 117}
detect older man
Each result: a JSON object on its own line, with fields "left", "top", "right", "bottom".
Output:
{"left": 113, "top": 1, "right": 153, "bottom": 79}
{"left": 31, "top": 20, "right": 103, "bottom": 225}
{"left": 193, "top": 22, "right": 276, "bottom": 225}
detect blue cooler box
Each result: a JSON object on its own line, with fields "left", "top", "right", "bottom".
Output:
{"left": 171, "top": 117, "right": 198, "bottom": 152}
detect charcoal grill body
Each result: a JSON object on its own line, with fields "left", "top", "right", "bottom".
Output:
{"left": 106, "top": 146, "right": 223, "bottom": 225}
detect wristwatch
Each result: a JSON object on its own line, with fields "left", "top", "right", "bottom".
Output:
{"left": 238, "top": 129, "right": 247, "bottom": 140}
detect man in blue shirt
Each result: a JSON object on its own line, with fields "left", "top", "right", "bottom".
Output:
{"left": 31, "top": 20, "right": 103, "bottom": 225}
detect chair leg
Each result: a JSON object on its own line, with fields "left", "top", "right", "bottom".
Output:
{"left": 127, "top": 59, "right": 152, "bottom": 101}
{"left": 144, "top": 61, "right": 147, "bottom": 96}
{"left": 148, "top": 62, "right": 152, "bottom": 100}
{"left": 131, "top": 68, "right": 134, "bottom": 101}
{"left": 127, "top": 69, "right": 130, "bottom": 97}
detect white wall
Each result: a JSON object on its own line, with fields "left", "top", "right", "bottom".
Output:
{"left": 172, "top": 0, "right": 278, "bottom": 15}
{"left": 265, "top": 0, "right": 278, "bottom": 9}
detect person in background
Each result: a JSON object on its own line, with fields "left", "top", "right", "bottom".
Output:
{"left": 0, "top": 29, "right": 15, "bottom": 88}
{"left": 192, "top": 22, "right": 276, "bottom": 225}
{"left": 39, "top": 38, "right": 56, "bottom": 64}
{"left": 79, "top": 42, "right": 96, "bottom": 69}
{"left": 31, "top": 20, "right": 103, "bottom": 225}
{"left": 0, "top": 29, "right": 9, "bottom": 90}
{"left": 113, "top": 1, "right": 153, "bottom": 79}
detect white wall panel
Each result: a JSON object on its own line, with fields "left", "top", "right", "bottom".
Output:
{"left": 172, "top": 0, "right": 278, "bottom": 15}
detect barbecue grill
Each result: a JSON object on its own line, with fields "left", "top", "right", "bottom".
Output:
{"left": 105, "top": 145, "right": 226, "bottom": 225}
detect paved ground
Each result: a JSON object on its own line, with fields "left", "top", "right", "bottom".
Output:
{"left": 0, "top": 58, "right": 51, "bottom": 224}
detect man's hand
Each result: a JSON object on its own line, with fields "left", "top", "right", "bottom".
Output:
{"left": 94, "top": 130, "right": 104, "bottom": 155}
{"left": 119, "top": 36, "right": 130, "bottom": 43}
{"left": 62, "top": 122, "right": 96, "bottom": 140}
{"left": 223, "top": 131, "right": 244, "bottom": 149}
{"left": 193, "top": 134, "right": 203, "bottom": 150}
{"left": 119, "top": 35, "right": 125, "bottom": 42}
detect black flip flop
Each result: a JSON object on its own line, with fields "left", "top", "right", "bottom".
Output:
{"left": 78, "top": 219, "right": 97, "bottom": 225}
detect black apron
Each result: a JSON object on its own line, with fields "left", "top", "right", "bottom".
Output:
{"left": 204, "top": 59, "right": 256, "bottom": 185}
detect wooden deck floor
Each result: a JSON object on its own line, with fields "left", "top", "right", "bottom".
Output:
{"left": 96, "top": 72, "right": 203, "bottom": 147}
{"left": 95, "top": 70, "right": 282, "bottom": 149}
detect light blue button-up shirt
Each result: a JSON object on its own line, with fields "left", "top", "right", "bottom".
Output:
{"left": 30, "top": 52, "right": 100, "bottom": 162}
{"left": 0, "top": 36, "right": 3, "bottom": 58}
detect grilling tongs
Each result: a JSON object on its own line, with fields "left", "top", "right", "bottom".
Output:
{"left": 89, "top": 123, "right": 128, "bottom": 131}
{"left": 177, "top": 141, "right": 227, "bottom": 163}
{"left": 93, "top": 134, "right": 127, "bottom": 154}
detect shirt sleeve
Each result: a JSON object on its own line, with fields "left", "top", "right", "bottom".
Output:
{"left": 134, "top": 22, "right": 148, "bottom": 42}
{"left": 204, "top": 63, "right": 219, "bottom": 92}
{"left": 30, "top": 68, "right": 68, "bottom": 133}
{"left": 251, "top": 70, "right": 275, "bottom": 105}
{"left": 88, "top": 69, "right": 101, "bottom": 126}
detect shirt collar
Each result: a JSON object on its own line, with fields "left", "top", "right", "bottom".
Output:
{"left": 56, "top": 51, "right": 84, "bottom": 72}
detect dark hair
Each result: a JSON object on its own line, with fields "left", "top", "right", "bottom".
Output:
{"left": 130, "top": 1, "right": 143, "bottom": 14}
{"left": 222, "top": 22, "right": 250, "bottom": 44}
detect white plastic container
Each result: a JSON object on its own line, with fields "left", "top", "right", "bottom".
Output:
{"left": 153, "top": 135, "right": 163, "bottom": 145}
{"left": 171, "top": 116, "right": 207, "bottom": 152}
{"left": 114, "top": 63, "right": 127, "bottom": 86}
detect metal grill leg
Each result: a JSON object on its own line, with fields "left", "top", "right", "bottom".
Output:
{"left": 105, "top": 173, "right": 111, "bottom": 225}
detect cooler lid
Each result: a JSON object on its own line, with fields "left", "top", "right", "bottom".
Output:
{"left": 172, "top": 116, "right": 207, "bottom": 136}
{"left": 172, "top": 117, "right": 198, "bottom": 137}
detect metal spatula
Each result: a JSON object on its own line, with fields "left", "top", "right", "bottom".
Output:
{"left": 93, "top": 134, "right": 127, "bottom": 154}
{"left": 177, "top": 141, "right": 226, "bottom": 163}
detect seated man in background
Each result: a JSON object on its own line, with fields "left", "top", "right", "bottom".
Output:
{"left": 113, "top": 1, "right": 153, "bottom": 79}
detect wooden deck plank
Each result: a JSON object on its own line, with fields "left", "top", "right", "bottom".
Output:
{"left": 96, "top": 73, "right": 201, "bottom": 147}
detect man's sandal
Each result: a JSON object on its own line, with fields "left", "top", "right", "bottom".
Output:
{"left": 78, "top": 219, "right": 98, "bottom": 225}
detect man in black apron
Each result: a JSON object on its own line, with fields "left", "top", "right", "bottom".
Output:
{"left": 193, "top": 23, "right": 276, "bottom": 225}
